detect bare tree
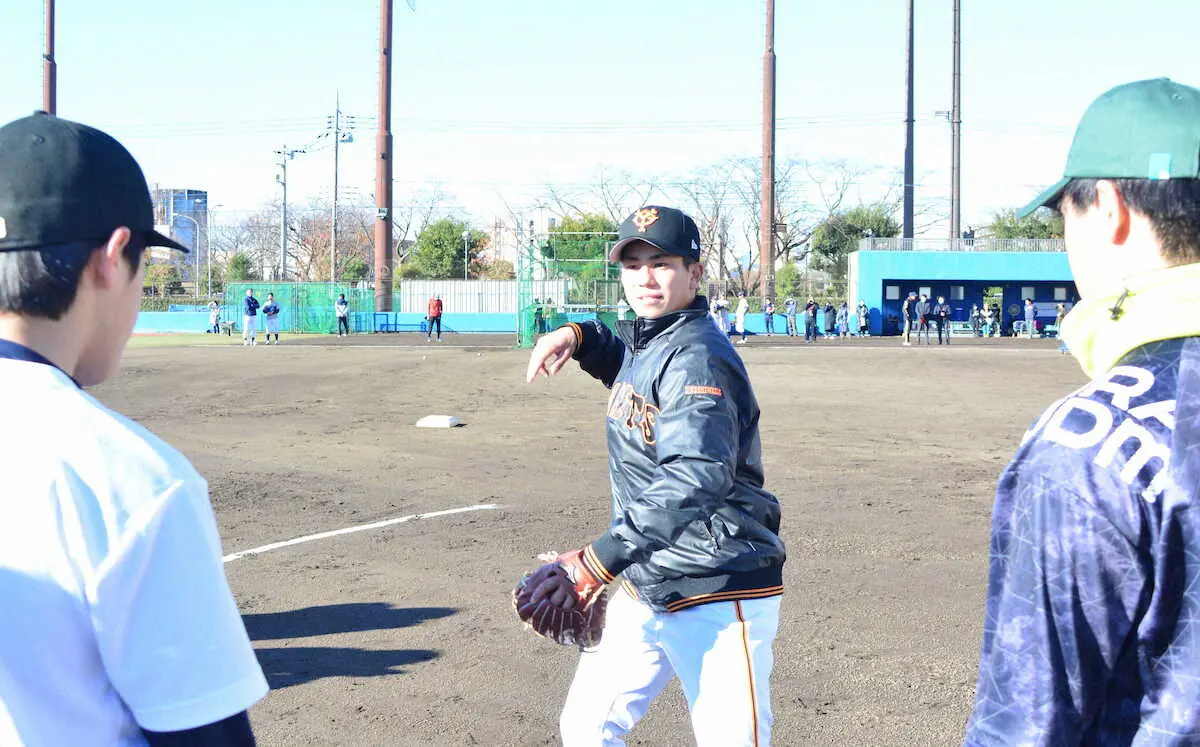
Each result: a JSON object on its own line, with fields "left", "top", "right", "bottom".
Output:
{"left": 544, "top": 167, "right": 662, "bottom": 224}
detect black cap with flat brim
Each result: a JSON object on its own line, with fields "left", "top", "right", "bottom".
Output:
{"left": 608, "top": 205, "right": 702, "bottom": 263}
{"left": 0, "top": 112, "right": 189, "bottom": 253}
{"left": 1018, "top": 78, "right": 1200, "bottom": 218}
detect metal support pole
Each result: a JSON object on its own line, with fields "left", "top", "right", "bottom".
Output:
{"left": 279, "top": 151, "right": 288, "bottom": 280}
{"left": 759, "top": 0, "right": 777, "bottom": 301}
{"left": 462, "top": 231, "right": 469, "bottom": 280}
{"left": 374, "top": 0, "right": 395, "bottom": 312}
{"left": 43, "top": 0, "right": 56, "bottom": 114}
{"left": 950, "top": 0, "right": 962, "bottom": 240}
{"left": 331, "top": 93, "right": 341, "bottom": 285}
{"left": 903, "top": 0, "right": 916, "bottom": 240}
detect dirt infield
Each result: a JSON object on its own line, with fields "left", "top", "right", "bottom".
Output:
{"left": 91, "top": 334, "right": 1084, "bottom": 746}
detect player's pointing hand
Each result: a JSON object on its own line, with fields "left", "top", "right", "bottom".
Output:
{"left": 526, "top": 326, "right": 578, "bottom": 383}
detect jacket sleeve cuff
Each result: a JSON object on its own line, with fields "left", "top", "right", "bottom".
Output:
{"left": 585, "top": 534, "right": 630, "bottom": 582}
{"left": 562, "top": 321, "right": 599, "bottom": 360}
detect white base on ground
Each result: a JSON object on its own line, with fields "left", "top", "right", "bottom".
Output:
{"left": 416, "top": 414, "right": 461, "bottom": 428}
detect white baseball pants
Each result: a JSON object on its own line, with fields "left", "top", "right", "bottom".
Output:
{"left": 265, "top": 317, "right": 280, "bottom": 335}
{"left": 242, "top": 315, "right": 257, "bottom": 341}
{"left": 560, "top": 590, "right": 781, "bottom": 747}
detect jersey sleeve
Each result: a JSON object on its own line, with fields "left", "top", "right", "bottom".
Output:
{"left": 568, "top": 320, "right": 626, "bottom": 389}
{"left": 88, "top": 479, "right": 268, "bottom": 733}
{"left": 964, "top": 472, "right": 1147, "bottom": 745}
{"left": 588, "top": 349, "right": 743, "bottom": 575}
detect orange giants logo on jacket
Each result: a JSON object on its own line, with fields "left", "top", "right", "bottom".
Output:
{"left": 607, "top": 382, "right": 659, "bottom": 445}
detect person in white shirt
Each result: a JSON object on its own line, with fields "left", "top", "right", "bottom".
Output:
{"left": 734, "top": 291, "right": 750, "bottom": 344}
{"left": 0, "top": 113, "right": 267, "bottom": 747}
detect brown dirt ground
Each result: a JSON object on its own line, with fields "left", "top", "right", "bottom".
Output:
{"left": 91, "top": 331, "right": 1086, "bottom": 746}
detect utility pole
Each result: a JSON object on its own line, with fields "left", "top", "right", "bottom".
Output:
{"left": 759, "top": 0, "right": 777, "bottom": 301}
{"left": 275, "top": 146, "right": 304, "bottom": 280}
{"left": 950, "top": 0, "right": 962, "bottom": 240}
{"left": 43, "top": 0, "right": 56, "bottom": 113}
{"left": 374, "top": 0, "right": 395, "bottom": 312}
{"left": 903, "top": 0, "right": 916, "bottom": 240}
{"left": 331, "top": 93, "right": 342, "bottom": 285}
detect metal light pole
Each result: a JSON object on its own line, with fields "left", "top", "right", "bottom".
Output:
{"left": 903, "top": 0, "right": 916, "bottom": 240}
{"left": 759, "top": 0, "right": 777, "bottom": 301}
{"left": 275, "top": 146, "right": 304, "bottom": 280}
{"left": 462, "top": 230, "right": 470, "bottom": 280}
{"left": 950, "top": 0, "right": 963, "bottom": 240}
{"left": 43, "top": 0, "right": 56, "bottom": 114}
{"left": 172, "top": 214, "right": 201, "bottom": 299}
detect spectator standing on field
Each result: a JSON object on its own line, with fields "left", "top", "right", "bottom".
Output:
{"left": 901, "top": 291, "right": 917, "bottom": 345}
{"left": 734, "top": 291, "right": 749, "bottom": 344}
{"left": 763, "top": 298, "right": 776, "bottom": 336}
{"left": 335, "top": 293, "right": 350, "bottom": 336}
{"left": 241, "top": 288, "right": 259, "bottom": 347}
{"left": 426, "top": 293, "right": 444, "bottom": 342}
{"left": 836, "top": 302, "right": 849, "bottom": 338}
{"left": 207, "top": 300, "right": 220, "bottom": 334}
{"left": 914, "top": 293, "right": 933, "bottom": 345}
{"left": 934, "top": 295, "right": 952, "bottom": 345}
{"left": 803, "top": 297, "right": 818, "bottom": 343}
{"left": 857, "top": 300, "right": 870, "bottom": 336}
{"left": 783, "top": 297, "right": 798, "bottom": 336}
{"left": 823, "top": 302, "right": 835, "bottom": 338}
{"left": 1023, "top": 298, "right": 1038, "bottom": 338}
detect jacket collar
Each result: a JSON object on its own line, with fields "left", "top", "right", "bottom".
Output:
{"left": 1061, "top": 262, "right": 1200, "bottom": 379}
{"left": 618, "top": 295, "right": 710, "bottom": 350}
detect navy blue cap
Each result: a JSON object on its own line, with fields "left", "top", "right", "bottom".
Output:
{"left": 608, "top": 206, "right": 702, "bottom": 262}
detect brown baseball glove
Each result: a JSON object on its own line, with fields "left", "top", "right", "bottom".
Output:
{"left": 512, "top": 550, "right": 607, "bottom": 650}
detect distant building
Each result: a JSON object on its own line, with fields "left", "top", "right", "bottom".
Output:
{"left": 151, "top": 187, "right": 208, "bottom": 277}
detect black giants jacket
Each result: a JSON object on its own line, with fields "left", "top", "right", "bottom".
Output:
{"left": 564, "top": 296, "right": 786, "bottom": 613}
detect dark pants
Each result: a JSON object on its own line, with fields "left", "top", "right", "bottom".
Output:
{"left": 764, "top": 314, "right": 775, "bottom": 335}
{"left": 936, "top": 318, "right": 950, "bottom": 344}
{"left": 337, "top": 316, "right": 350, "bottom": 335}
{"left": 804, "top": 320, "right": 817, "bottom": 341}
{"left": 427, "top": 316, "right": 442, "bottom": 339}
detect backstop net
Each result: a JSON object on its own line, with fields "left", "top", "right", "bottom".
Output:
{"left": 223, "top": 282, "right": 398, "bottom": 334}
{"left": 516, "top": 232, "right": 624, "bottom": 348}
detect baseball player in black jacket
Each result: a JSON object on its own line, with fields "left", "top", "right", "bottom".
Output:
{"left": 526, "top": 205, "right": 786, "bottom": 746}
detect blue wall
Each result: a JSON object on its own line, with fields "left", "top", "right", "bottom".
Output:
{"left": 134, "top": 311, "right": 520, "bottom": 335}
{"left": 850, "top": 250, "right": 1076, "bottom": 335}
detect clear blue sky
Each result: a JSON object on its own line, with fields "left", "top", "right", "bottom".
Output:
{"left": 3, "top": 0, "right": 1198, "bottom": 234}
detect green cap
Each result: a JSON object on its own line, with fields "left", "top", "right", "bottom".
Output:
{"left": 1019, "top": 77, "right": 1200, "bottom": 217}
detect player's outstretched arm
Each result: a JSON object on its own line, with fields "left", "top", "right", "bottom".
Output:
{"left": 526, "top": 326, "right": 578, "bottom": 383}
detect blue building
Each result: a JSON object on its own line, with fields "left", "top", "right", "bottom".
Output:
{"left": 847, "top": 237, "right": 1075, "bottom": 336}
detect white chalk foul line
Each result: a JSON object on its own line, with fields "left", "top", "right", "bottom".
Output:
{"left": 222, "top": 503, "right": 501, "bottom": 563}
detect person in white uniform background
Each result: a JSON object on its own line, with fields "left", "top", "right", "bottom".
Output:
{"left": 0, "top": 112, "right": 267, "bottom": 746}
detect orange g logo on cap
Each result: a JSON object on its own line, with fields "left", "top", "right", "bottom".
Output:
{"left": 631, "top": 208, "right": 660, "bottom": 233}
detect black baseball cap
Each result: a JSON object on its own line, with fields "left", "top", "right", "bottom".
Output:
{"left": 0, "top": 112, "right": 188, "bottom": 253}
{"left": 608, "top": 205, "right": 702, "bottom": 262}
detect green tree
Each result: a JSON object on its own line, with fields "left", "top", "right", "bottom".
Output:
{"left": 987, "top": 208, "right": 1064, "bottom": 239}
{"left": 226, "top": 252, "right": 256, "bottom": 281}
{"left": 774, "top": 263, "right": 803, "bottom": 303}
{"left": 143, "top": 263, "right": 181, "bottom": 297}
{"left": 545, "top": 213, "right": 618, "bottom": 264}
{"left": 403, "top": 219, "right": 488, "bottom": 279}
{"left": 341, "top": 255, "right": 369, "bottom": 284}
{"left": 808, "top": 204, "right": 900, "bottom": 282}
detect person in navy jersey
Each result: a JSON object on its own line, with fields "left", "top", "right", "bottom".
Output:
{"left": 261, "top": 292, "right": 281, "bottom": 345}
{"left": 242, "top": 288, "right": 259, "bottom": 347}
{"left": 964, "top": 78, "right": 1200, "bottom": 745}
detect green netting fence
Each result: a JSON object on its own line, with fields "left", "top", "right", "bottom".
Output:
{"left": 516, "top": 233, "right": 626, "bottom": 348}
{"left": 223, "top": 282, "right": 399, "bottom": 334}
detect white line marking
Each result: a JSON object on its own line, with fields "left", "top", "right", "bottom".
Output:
{"left": 222, "top": 503, "right": 500, "bottom": 563}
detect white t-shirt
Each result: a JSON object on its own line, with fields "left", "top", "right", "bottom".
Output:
{"left": 0, "top": 359, "right": 268, "bottom": 746}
